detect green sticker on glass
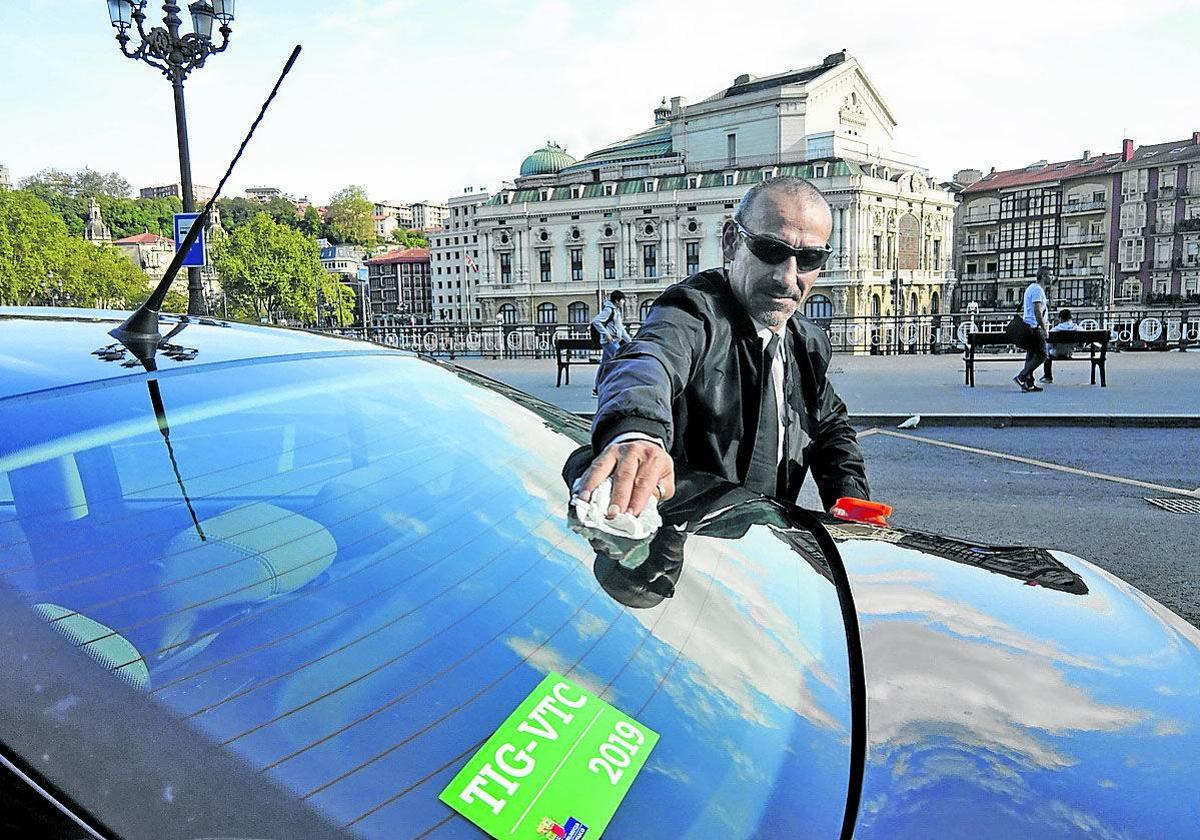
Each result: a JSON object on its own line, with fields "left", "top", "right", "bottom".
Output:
{"left": 439, "top": 672, "right": 659, "bottom": 839}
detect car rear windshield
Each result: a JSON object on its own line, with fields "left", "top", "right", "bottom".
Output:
{"left": 0, "top": 351, "right": 851, "bottom": 838}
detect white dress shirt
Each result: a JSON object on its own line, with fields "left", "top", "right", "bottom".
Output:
{"left": 750, "top": 318, "right": 787, "bottom": 465}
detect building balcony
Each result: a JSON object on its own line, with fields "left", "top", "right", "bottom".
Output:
{"left": 959, "top": 271, "right": 999, "bottom": 281}
{"left": 1061, "top": 199, "right": 1107, "bottom": 214}
{"left": 962, "top": 241, "right": 999, "bottom": 254}
{"left": 1155, "top": 185, "right": 1190, "bottom": 199}
{"left": 1057, "top": 266, "right": 1105, "bottom": 277}
{"left": 1151, "top": 221, "right": 1175, "bottom": 235}
{"left": 962, "top": 210, "right": 1000, "bottom": 225}
{"left": 1060, "top": 233, "right": 1106, "bottom": 247}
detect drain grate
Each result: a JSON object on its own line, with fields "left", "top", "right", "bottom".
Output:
{"left": 1145, "top": 497, "right": 1200, "bottom": 514}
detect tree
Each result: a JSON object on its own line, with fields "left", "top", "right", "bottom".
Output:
{"left": 210, "top": 212, "right": 339, "bottom": 324}
{"left": 317, "top": 274, "right": 358, "bottom": 327}
{"left": 0, "top": 190, "right": 72, "bottom": 305}
{"left": 19, "top": 166, "right": 132, "bottom": 198}
{"left": 0, "top": 189, "right": 150, "bottom": 308}
{"left": 97, "top": 194, "right": 182, "bottom": 240}
{"left": 393, "top": 228, "right": 428, "bottom": 249}
{"left": 299, "top": 204, "right": 322, "bottom": 238}
{"left": 60, "top": 238, "right": 152, "bottom": 309}
{"left": 326, "top": 185, "right": 376, "bottom": 247}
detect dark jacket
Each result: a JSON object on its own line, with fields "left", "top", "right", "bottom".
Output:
{"left": 592, "top": 268, "right": 869, "bottom": 511}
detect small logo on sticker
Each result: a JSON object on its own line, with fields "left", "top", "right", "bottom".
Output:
{"left": 537, "top": 816, "right": 588, "bottom": 839}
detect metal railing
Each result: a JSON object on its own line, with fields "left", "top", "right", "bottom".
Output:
{"left": 1061, "top": 199, "right": 1107, "bottom": 214}
{"left": 962, "top": 241, "right": 999, "bottom": 254}
{"left": 962, "top": 211, "right": 1000, "bottom": 225}
{"left": 1060, "top": 233, "right": 1105, "bottom": 246}
{"left": 316, "top": 306, "right": 1200, "bottom": 357}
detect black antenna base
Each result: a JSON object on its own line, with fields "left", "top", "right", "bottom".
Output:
{"left": 111, "top": 307, "right": 167, "bottom": 346}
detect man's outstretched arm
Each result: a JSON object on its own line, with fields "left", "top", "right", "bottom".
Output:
{"left": 582, "top": 291, "right": 709, "bottom": 517}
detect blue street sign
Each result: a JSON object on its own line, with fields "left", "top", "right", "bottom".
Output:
{"left": 173, "top": 213, "right": 206, "bottom": 267}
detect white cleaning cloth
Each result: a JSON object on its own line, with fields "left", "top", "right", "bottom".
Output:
{"left": 571, "top": 477, "right": 662, "bottom": 540}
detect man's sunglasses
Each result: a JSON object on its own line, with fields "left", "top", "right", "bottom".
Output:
{"left": 734, "top": 220, "right": 832, "bottom": 271}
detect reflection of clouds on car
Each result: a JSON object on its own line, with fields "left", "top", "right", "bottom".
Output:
{"left": 837, "top": 534, "right": 1192, "bottom": 839}
{"left": 3, "top": 312, "right": 1198, "bottom": 838}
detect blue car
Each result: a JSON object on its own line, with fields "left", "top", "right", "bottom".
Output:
{"left": 1, "top": 307, "right": 1197, "bottom": 839}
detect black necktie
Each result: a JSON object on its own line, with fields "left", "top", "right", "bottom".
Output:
{"left": 744, "top": 333, "right": 780, "bottom": 496}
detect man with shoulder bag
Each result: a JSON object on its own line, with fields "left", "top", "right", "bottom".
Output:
{"left": 591, "top": 290, "right": 631, "bottom": 397}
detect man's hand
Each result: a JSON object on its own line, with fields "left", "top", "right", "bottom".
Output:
{"left": 577, "top": 440, "right": 675, "bottom": 519}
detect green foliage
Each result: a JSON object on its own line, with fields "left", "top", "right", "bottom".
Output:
{"left": 60, "top": 239, "right": 152, "bottom": 309}
{"left": 0, "top": 190, "right": 71, "bottom": 304}
{"left": 299, "top": 205, "right": 322, "bottom": 237}
{"left": 210, "top": 212, "right": 339, "bottom": 324}
{"left": 158, "top": 288, "right": 190, "bottom": 314}
{"left": 393, "top": 228, "right": 428, "bottom": 249}
{"left": 98, "top": 194, "right": 183, "bottom": 240}
{"left": 0, "top": 189, "right": 150, "bottom": 308}
{"left": 215, "top": 197, "right": 260, "bottom": 231}
{"left": 19, "top": 182, "right": 180, "bottom": 240}
{"left": 318, "top": 274, "right": 359, "bottom": 327}
{"left": 19, "top": 167, "right": 131, "bottom": 198}
{"left": 326, "top": 185, "right": 377, "bottom": 247}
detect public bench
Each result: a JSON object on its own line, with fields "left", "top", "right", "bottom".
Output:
{"left": 554, "top": 335, "right": 602, "bottom": 387}
{"left": 964, "top": 329, "right": 1110, "bottom": 387}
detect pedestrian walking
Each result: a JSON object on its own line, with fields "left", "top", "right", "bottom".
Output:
{"left": 590, "top": 290, "right": 631, "bottom": 397}
{"left": 1013, "top": 267, "right": 1052, "bottom": 392}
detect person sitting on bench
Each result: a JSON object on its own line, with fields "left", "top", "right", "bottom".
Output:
{"left": 1041, "top": 308, "right": 1079, "bottom": 384}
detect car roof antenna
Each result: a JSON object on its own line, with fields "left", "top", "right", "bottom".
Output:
{"left": 110, "top": 45, "right": 302, "bottom": 351}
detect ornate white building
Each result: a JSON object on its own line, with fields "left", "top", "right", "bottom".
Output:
{"left": 473, "top": 50, "right": 957, "bottom": 327}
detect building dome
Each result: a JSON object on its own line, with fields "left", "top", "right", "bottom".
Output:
{"left": 519, "top": 142, "right": 576, "bottom": 177}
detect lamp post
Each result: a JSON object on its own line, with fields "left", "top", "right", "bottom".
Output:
{"left": 105, "top": 0, "right": 235, "bottom": 317}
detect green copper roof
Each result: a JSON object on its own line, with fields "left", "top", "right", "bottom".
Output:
{"left": 560, "top": 123, "right": 674, "bottom": 173}
{"left": 520, "top": 142, "right": 577, "bottom": 177}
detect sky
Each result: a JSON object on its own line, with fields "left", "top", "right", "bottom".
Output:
{"left": 2, "top": 0, "right": 1198, "bottom": 207}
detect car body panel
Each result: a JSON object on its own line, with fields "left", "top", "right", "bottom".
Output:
{"left": 0, "top": 310, "right": 1197, "bottom": 838}
{"left": 0, "top": 313, "right": 855, "bottom": 838}
{"left": 827, "top": 525, "right": 1200, "bottom": 838}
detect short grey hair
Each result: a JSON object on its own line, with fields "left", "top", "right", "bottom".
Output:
{"left": 734, "top": 176, "right": 829, "bottom": 223}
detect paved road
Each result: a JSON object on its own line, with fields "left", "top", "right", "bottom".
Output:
{"left": 454, "top": 351, "right": 1200, "bottom": 420}
{"left": 794, "top": 426, "right": 1200, "bottom": 629}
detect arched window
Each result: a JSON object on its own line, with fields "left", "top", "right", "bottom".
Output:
{"left": 930, "top": 291, "right": 940, "bottom": 314}
{"left": 871, "top": 294, "right": 882, "bottom": 317}
{"left": 536, "top": 302, "right": 558, "bottom": 325}
{"left": 640, "top": 298, "right": 656, "bottom": 321}
{"left": 567, "top": 301, "right": 590, "bottom": 324}
{"left": 498, "top": 303, "right": 518, "bottom": 325}
{"left": 803, "top": 293, "right": 832, "bottom": 325}
{"left": 909, "top": 292, "right": 918, "bottom": 315}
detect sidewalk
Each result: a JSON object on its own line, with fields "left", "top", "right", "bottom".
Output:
{"left": 452, "top": 350, "right": 1200, "bottom": 426}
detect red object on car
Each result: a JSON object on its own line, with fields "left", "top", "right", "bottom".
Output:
{"left": 831, "top": 497, "right": 893, "bottom": 526}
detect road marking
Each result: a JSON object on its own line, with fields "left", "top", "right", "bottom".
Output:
{"left": 857, "top": 427, "right": 882, "bottom": 438}
{"left": 875, "top": 429, "right": 1199, "bottom": 498}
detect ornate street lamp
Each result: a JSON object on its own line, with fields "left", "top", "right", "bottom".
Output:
{"left": 105, "top": 1, "right": 235, "bottom": 316}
